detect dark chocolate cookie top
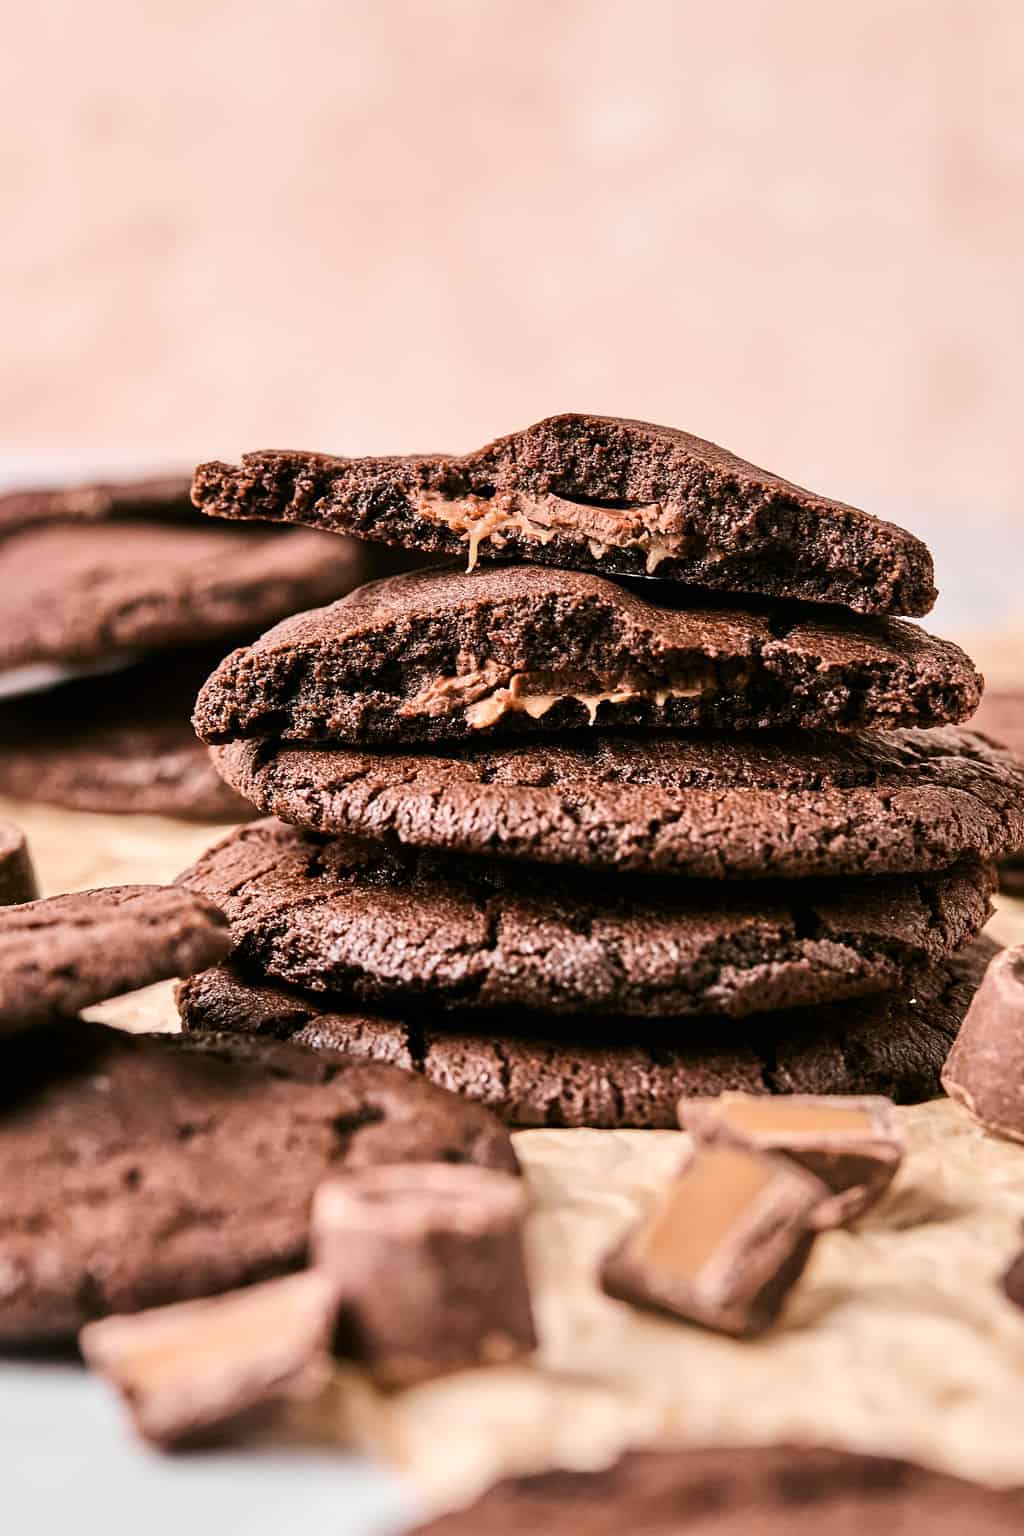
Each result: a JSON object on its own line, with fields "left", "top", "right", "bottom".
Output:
{"left": 408, "top": 1443, "right": 1024, "bottom": 1534}
{"left": 0, "top": 522, "right": 367, "bottom": 672}
{"left": 178, "top": 938, "right": 997, "bottom": 1127}
{"left": 0, "top": 1022, "right": 516, "bottom": 1344}
{"left": 0, "top": 823, "right": 38, "bottom": 907}
{"left": 0, "top": 651, "right": 254, "bottom": 822}
{"left": 0, "top": 884, "right": 231, "bottom": 1035}
{"left": 193, "top": 414, "right": 937, "bottom": 616}
{"left": 211, "top": 726, "right": 1024, "bottom": 880}
{"left": 176, "top": 819, "right": 994, "bottom": 1019}
{"left": 193, "top": 564, "right": 980, "bottom": 748}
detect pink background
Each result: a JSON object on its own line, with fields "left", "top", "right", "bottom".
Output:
{"left": 1, "top": 1, "right": 1020, "bottom": 643}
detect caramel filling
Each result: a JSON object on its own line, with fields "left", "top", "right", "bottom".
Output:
{"left": 716, "top": 1096, "right": 876, "bottom": 1138}
{"left": 401, "top": 659, "right": 711, "bottom": 730}
{"left": 416, "top": 490, "right": 691, "bottom": 574}
{"left": 632, "top": 1146, "right": 775, "bottom": 1281}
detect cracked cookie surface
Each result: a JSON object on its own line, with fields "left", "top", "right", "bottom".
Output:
{"left": 0, "top": 884, "right": 231, "bottom": 1035}
{"left": 210, "top": 726, "right": 1024, "bottom": 880}
{"left": 178, "top": 938, "right": 996, "bottom": 1127}
{"left": 176, "top": 820, "right": 995, "bottom": 1018}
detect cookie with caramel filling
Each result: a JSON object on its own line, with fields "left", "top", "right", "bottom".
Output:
{"left": 192, "top": 565, "right": 980, "bottom": 748}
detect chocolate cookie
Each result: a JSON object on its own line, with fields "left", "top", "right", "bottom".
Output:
{"left": 211, "top": 727, "right": 1024, "bottom": 880}
{"left": 0, "top": 522, "right": 367, "bottom": 672}
{"left": 0, "top": 1022, "right": 516, "bottom": 1345}
{"left": 0, "top": 472, "right": 193, "bottom": 538}
{"left": 0, "top": 823, "right": 38, "bottom": 906}
{"left": 971, "top": 691, "right": 1024, "bottom": 894}
{"left": 408, "top": 1444, "right": 1024, "bottom": 1534}
{"left": 192, "top": 566, "right": 980, "bottom": 748}
{"left": 0, "top": 651, "right": 254, "bottom": 821}
{"left": 192, "top": 414, "right": 936, "bottom": 615}
{"left": 0, "top": 885, "right": 230, "bottom": 1035}
{"left": 178, "top": 940, "right": 996, "bottom": 1125}
{"left": 176, "top": 820, "right": 994, "bottom": 1018}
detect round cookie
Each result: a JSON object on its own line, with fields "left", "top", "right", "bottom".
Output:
{"left": 192, "top": 564, "right": 981, "bottom": 749}
{"left": 192, "top": 413, "right": 937, "bottom": 616}
{"left": 407, "top": 1443, "right": 1024, "bottom": 1535}
{"left": 0, "top": 884, "right": 231, "bottom": 1035}
{"left": 211, "top": 727, "right": 1024, "bottom": 880}
{"left": 176, "top": 819, "right": 995, "bottom": 1019}
{"left": 0, "top": 1022, "right": 516, "bottom": 1345}
{"left": 0, "top": 823, "right": 38, "bottom": 906}
{"left": 178, "top": 939, "right": 996, "bottom": 1126}
{"left": 0, "top": 651, "right": 254, "bottom": 821}
{"left": 0, "top": 522, "right": 367, "bottom": 673}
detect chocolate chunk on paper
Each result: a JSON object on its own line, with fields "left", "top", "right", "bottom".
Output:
{"left": 600, "top": 1144, "right": 826, "bottom": 1336}
{"left": 680, "top": 1092, "right": 906, "bottom": 1226}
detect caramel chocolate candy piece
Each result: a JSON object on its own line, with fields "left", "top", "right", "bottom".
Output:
{"left": 679, "top": 1092, "right": 906, "bottom": 1226}
{"left": 79, "top": 1271, "right": 340, "bottom": 1448}
{"left": 600, "top": 1144, "right": 827, "bottom": 1337}
{"left": 0, "top": 822, "right": 38, "bottom": 906}
{"left": 312, "top": 1162, "right": 536, "bottom": 1388}
{"left": 942, "top": 946, "right": 1024, "bottom": 1140}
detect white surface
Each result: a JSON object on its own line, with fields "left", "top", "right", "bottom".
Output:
{"left": 4, "top": 1359, "right": 417, "bottom": 1536}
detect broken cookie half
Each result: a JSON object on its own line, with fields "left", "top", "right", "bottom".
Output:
{"left": 192, "top": 413, "right": 936, "bottom": 616}
{"left": 193, "top": 565, "right": 980, "bottom": 748}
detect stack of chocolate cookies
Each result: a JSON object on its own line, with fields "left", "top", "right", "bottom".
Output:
{"left": 176, "top": 415, "right": 1024, "bottom": 1125}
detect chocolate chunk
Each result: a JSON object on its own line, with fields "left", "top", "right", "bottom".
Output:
{"left": 177, "top": 940, "right": 998, "bottom": 1125}
{"left": 192, "top": 414, "right": 937, "bottom": 615}
{"left": 0, "top": 822, "right": 38, "bottom": 906}
{"left": 210, "top": 727, "right": 1024, "bottom": 880}
{"left": 177, "top": 819, "right": 995, "bottom": 1018}
{"left": 79, "top": 1270, "right": 339, "bottom": 1448}
{"left": 600, "top": 1143, "right": 826, "bottom": 1336}
{"left": 0, "top": 1023, "right": 516, "bottom": 1345}
{"left": 942, "top": 946, "right": 1024, "bottom": 1139}
{"left": 312, "top": 1162, "right": 536, "bottom": 1387}
{"left": 0, "top": 522, "right": 367, "bottom": 672}
{"left": 0, "top": 884, "right": 231, "bottom": 1035}
{"left": 408, "top": 1444, "right": 1024, "bottom": 1535}
{"left": 193, "top": 566, "right": 979, "bottom": 749}
{"left": 0, "top": 651, "right": 255, "bottom": 821}
{"left": 679, "top": 1092, "right": 905, "bottom": 1226}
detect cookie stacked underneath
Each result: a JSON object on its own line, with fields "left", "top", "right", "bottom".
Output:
{"left": 177, "top": 414, "right": 1024, "bottom": 1124}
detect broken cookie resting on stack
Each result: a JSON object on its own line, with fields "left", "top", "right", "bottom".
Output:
{"left": 175, "top": 414, "right": 1024, "bottom": 1126}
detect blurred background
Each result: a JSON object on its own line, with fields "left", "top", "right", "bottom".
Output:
{"left": 1, "top": 0, "right": 1020, "bottom": 656}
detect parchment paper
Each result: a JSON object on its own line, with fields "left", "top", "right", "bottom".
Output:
{"left": 5, "top": 791, "right": 1024, "bottom": 1519}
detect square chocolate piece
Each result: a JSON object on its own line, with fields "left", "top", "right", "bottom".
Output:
{"left": 679, "top": 1092, "right": 906, "bottom": 1226}
{"left": 600, "top": 1143, "right": 826, "bottom": 1337}
{"left": 80, "top": 1270, "right": 340, "bottom": 1448}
